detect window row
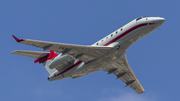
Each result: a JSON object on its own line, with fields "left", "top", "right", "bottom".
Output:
{"left": 96, "top": 28, "right": 123, "bottom": 45}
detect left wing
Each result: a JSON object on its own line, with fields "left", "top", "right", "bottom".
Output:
{"left": 12, "top": 35, "right": 112, "bottom": 63}
{"left": 103, "top": 54, "right": 145, "bottom": 94}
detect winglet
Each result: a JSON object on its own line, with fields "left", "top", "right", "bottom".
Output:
{"left": 12, "top": 35, "right": 24, "bottom": 42}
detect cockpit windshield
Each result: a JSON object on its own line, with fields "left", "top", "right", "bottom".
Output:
{"left": 136, "top": 17, "right": 146, "bottom": 21}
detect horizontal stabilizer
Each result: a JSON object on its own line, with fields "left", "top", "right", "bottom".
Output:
{"left": 11, "top": 50, "right": 50, "bottom": 58}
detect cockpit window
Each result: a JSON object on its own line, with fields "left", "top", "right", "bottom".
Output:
{"left": 136, "top": 17, "right": 143, "bottom": 21}
{"left": 136, "top": 16, "right": 146, "bottom": 21}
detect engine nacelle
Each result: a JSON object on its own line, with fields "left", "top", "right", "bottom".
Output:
{"left": 49, "top": 54, "right": 73, "bottom": 69}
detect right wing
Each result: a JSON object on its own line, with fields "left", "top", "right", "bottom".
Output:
{"left": 12, "top": 35, "right": 112, "bottom": 63}
{"left": 103, "top": 54, "right": 145, "bottom": 94}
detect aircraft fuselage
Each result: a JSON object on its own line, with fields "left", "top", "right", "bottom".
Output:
{"left": 48, "top": 17, "right": 165, "bottom": 81}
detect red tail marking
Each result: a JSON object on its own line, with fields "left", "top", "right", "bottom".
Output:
{"left": 12, "top": 35, "right": 24, "bottom": 42}
{"left": 34, "top": 50, "right": 58, "bottom": 63}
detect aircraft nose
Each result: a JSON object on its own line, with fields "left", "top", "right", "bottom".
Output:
{"left": 156, "top": 17, "right": 165, "bottom": 24}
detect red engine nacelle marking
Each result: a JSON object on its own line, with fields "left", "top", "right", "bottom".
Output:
{"left": 34, "top": 50, "right": 58, "bottom": 63}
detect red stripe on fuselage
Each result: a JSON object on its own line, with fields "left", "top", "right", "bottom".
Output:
{"left": 104, "top": 23, "right": 154, "bottom": 46}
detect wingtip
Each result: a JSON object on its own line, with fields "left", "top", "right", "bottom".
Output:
{"left": 12, "top": 35, "right": 24, "bottom": 42}
{"left": 10, "top": 51, "right": 15, "bottom": 54}
{"left": 11, "top": 50, "right": 19, "bottom": 54}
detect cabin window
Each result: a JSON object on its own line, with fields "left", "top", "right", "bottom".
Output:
{"left": 101, "top": 40, "right": 103, "bottom": 42}
{"left": 106, "top": 37, "right": 108, "bottom": 39}
{"left": 96, "top": 43, "right": 98, "bottom": 45}
{"left": 121, "top": 28, "right": 123, "bottom": 31}
{"left": 111, "top": 34, "right": 113, "bottom": 37}
{"left": 116, "top": 31, "right": 118, "bottom": 34}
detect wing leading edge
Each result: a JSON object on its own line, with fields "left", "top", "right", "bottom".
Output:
{"left": 103, "top": 54, "right": 145, "bottom": 94}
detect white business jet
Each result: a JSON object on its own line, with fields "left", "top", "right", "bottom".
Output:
{"left": 11, "top": 17, "right": 165, "bottom": 94}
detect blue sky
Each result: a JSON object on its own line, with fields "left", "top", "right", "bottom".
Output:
{"left": 1, "top": 0, "right": 179, "bottom": 101}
